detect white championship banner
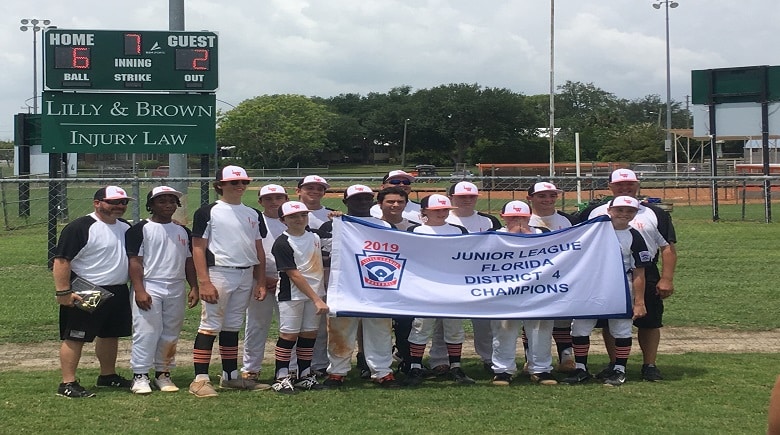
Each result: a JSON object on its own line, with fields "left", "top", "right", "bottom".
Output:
{"left": 327, "top": 215, "right": 631, "bottom": 319}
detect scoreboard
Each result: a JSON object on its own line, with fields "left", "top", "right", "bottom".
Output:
{"left": 44, "top": 29, "right": 218, "bottom": 92}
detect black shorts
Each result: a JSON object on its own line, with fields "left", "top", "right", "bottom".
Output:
{"left": 59, "top": 284, "right": 132, "bottom": 342}
{"left": 633, "top": 265, "right": 664, "bottom": 329}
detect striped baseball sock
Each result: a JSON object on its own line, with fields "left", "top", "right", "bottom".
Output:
{"left": 572, "top": 335, "right": 590, "bottom": 370}
{"left": 296, "top": 337, "right": 316, "bottom": 377}
{"left": 193, "top": 333, "right": 216, "bottom": 376}
{"left": 275, "top": 338, "right": 296, "bottom": 379}
{"left": 614, "top": 337, "right": 632, "bottom": 372}
{"left": 219, "top": 331, "right": 240, "bottom": 380}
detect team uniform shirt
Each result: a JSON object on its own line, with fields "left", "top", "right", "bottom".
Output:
{"left": 446, "top": 211, "right": 501, "bottom": 233}
{"left": 54, "top": 212, "right": 130, "bottom": 286}
{"left": 587, "top": 203, "right": 672, "bottom": 259}
{"left": 529, "top": 211, "right": 574, "bottom": 231}
{"left": 389, "top": 218, "right": 416, "bottom": 231}
{"left": 307, "top": 206, "right": 334, "bottom": 230}
{"left": 261, "top": 214, "right": 288, "bottom": 277}
{"left": 615, "top": 227, "right": 654, "bottom": 274}
{"left": 408, "top": 223, "right": 468, "bottom": 235}
{"left": 191, "top": 200, "right": 266, "bottom": 268}
{"left": 272, "top": 230, "right": 325, "bottom": 301}
{"left": 370, "top": 200, "right": 422, "bottom": 222}
{"left": 125, "top": 220, "right": 192, "bottom": 282}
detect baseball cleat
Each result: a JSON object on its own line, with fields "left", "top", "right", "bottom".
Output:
{"left": 491, "top": 372, "right": 512, "bottom": 386}
{"left": 57, "top": 380, "right": 96, "bottom": 398}
{"left": 530, "top": 372, "right": 558, "bottom": 385}
{"left": 188, "top": 379, "right": 218, "bottom": 398}
{"left": 96, "top": 373, "right": 132, "bottom": 388}
{"left": 154, "top": 372, "right": 179, "bottom": 392}
{"left": 131, "top": 374, "right": 153, "bottom": 395}
{"left": 603, "top": 370, "right": 627, "bottom": 387}
{"left": 562, "top": 368, "right": 592, "bottom": 385}
{"left": 449, "top": 367, "right": 475, "bottom": 385}
{"left": 272, "top": 377, "right": 297, "bottom": 394}
{"left": 641, "top": 364, "right": 663, "bottom": 382}
{"left": 403, "top": 368, "right": 425, "bottom": 386}
{"left": 595, "top": 363, "right": 616, "bottom": 380}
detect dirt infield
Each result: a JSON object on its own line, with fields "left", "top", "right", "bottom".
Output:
{"left": 4, "top": 326, "right": 778, "bottom": 372}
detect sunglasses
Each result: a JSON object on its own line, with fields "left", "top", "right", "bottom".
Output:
{"left": 387, "top": 179, "right": 411, "bottom": 185}
{"left": 101, "top": 199, "right": 129, "bottom": 205}
{"left": 227, "top": 180, "right": 251, "bottom": 185}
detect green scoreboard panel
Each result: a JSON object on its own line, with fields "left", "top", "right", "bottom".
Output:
{"left": 44, "top": 29, "right": 218, "bottom": 91}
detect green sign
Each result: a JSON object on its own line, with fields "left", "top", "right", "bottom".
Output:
{"left": 44, "top": 29, "right": 218, "bottom": 91}
{"left": 41, "top": 92, "right": 216, "bottom": 154}
{"left": 691, "top": 65, "right": 780, "bottom": 104}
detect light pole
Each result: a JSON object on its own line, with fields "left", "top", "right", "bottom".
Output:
{"left": 653, "top": 1, "right": 678, "bottom": 170}
{"left": 401, "top": 118, "right": 410, "bottom": 168}
{"left": 20, "top": 18, "right": 54, "bottom": 114}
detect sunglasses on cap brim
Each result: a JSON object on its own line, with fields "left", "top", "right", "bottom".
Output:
{"left": 387, "top": 179, "right": 411, "bottom": 185}
{"left": 224, "top": 180, "right": 250, "bottom": 185}
{"left": 101, "top": 199, "right": 129, "bottom": 205}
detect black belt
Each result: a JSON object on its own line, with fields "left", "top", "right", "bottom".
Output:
{"left": 213, "top": 265, "right": 252, "bottom": 270}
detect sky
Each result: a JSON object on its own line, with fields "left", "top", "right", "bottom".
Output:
{"left": 2, "top": 0, "right": 779, "bottom": 140}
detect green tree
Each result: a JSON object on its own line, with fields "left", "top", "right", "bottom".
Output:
{"left": 597, "top": 123, "right": 665, "bottom": 162}
{"left": 217, "top": 95, "right": 335, "bottom": 168}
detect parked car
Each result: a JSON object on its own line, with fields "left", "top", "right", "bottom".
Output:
{"left": 151, "top": 165, "right": 169, "bottom": 177}
{"left": 450, "top": 170, "right": 475, "bottom": 180}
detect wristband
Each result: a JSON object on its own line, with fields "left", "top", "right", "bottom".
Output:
{"left": 55, "top": 289, "right": 73, "bottom": 296}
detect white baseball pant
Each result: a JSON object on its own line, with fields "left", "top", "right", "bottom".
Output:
{"left": 327, "top": 317, "right": 393, "bottom": 379}
{"left": 130, "top": 280, "right": 187, "bottom": 373}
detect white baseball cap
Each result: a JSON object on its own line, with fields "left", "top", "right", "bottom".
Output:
{"left": 94, "top": 185, "right": 134, "bottom": 201}
{"left": 500, "top": 200, "right": 531, "bottom": 217}
{"left": 528, "top": 181, "right": 562, "bottom": 195}
{"left": 420, "top": 194, "right": 457, "bottom": 210}
{"left": 610, "top": 169, "right": 639, "bottom": 183}
{"left": 608, "top": 196, "right": 640, "bottom": 209}
{"left": 259, "top": 184, "right": 287, "bottom": 198}
{"left": 344, "top": 184, "right": 374, "bottom": 199}
{"left": 449, "top": 181, "right": 479, "bottom": 196}
{"left": 278, "top": 201, "right": 311, "bottom": 218}
{"left": 217, "top": 165, "right": 251, "bottom": 182}
{"left": 297, "top": 175, "right": 330, "bottom": 189}
{"left": 382, "top": 170, "right": 415, "bottom": 183}
{"left": 147, "top": 185, "right": 183, "bottom": 200}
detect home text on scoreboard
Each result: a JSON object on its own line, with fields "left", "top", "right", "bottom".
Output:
{"left": 44, "top": 29, "right": 218, "bottom": 92}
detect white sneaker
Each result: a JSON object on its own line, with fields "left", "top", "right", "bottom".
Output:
{"left": 131, "top": 374, "right": 152, "bottom": 395}
{"left": 154, "top": 372, "right": 180, "bottom": 392}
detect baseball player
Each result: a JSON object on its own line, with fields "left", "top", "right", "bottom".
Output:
{"left": 376, "top": 186, "right": 416, "bottom": 374}
{"left": 293, "top": 175, "right": 334, "bottom": 377}
{"left": 563, "top": 196, "right": 652, "bottom": 386}
{"left": 489, "top": 200, "right": 555, "bottom": 385}
{"left": 405, "top": 194, "right": 474, "bottom": 386}
{"left": 188, "top": 166, "right": 269, "bottom": 398}
{"left": 320, "top": 185, "right": 400, "bottom": 388}
{"left": 370, "top": 170, "right": 421, "bottom": 221}
{"left": 126, "top": 186, "right": 198, "bottom": 394}
{"left": 526, "top": 181, "right": 577, "bottom": 373}
{"left": 434, "top": 181, "right": 501, "bottom": 374}
{"left": 578, "top": 169, "right": 677, "bottom": 382}
{"left": 53, "top": 186, "right": 135, "bottom": 398}
{"left": 270, "top": 201, "right": 329, "bottom": 394}
{"left": 241, "top": 184, "right": 288, "bottom": 383}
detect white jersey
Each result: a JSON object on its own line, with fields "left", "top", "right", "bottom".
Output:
{"left": 262, "top": 214, "right": 288, "bottom": 277}
{"left": 410, "top": 223, "right": 466, "bottom": 235}
{"left": 307, "top": 206, "right": 332, "bottom": 230}
{"left": 370, "top": 201, "right": 421, "bottom": 222}
{"left": 55, "top": 212, "right": 130, "bottom": 286}
{"left": 192, "top": 200, "right": 263, "bottom": 268}
{"left": 273, "top": 230, "right": 325, "bottom": 301}
{"left": 125, "top": 220, "right": 192, "bottom": 282}
{"left": 529, "top": 212, "right": 572, "bottom": 231}
{"left": 446, "top": 211, "right": 500, "bottom": 233}
{"left": 588, "top": 203, "right": 669, "bottom": 255}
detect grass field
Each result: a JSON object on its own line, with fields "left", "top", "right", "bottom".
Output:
{"left": 1, "top": 203, "right": 779, "bottom": 433}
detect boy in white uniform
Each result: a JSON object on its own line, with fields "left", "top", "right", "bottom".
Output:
{"left": 405, "top": 194, "right": 474, "bottom": 386}
{"left": 127, "top": 186, "right": 199, "bottom": 394}
{"left": 270, "top": 201, "right": 329, "bottom": 394}
{"left": 563, "top": 196, "right": 652, "bottom": 387}
{"left": 489, "top": 201, "right": 556, "bottom": 386}
{"left": 188, "top": 166, "right": 268, "bottom": 398}
{"left": 241, "top": 184, "right": 289, "bottom": 382}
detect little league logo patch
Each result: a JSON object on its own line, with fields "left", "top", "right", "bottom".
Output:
{"left": 356, "top": 251, "right": 406, "bottom": 290}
